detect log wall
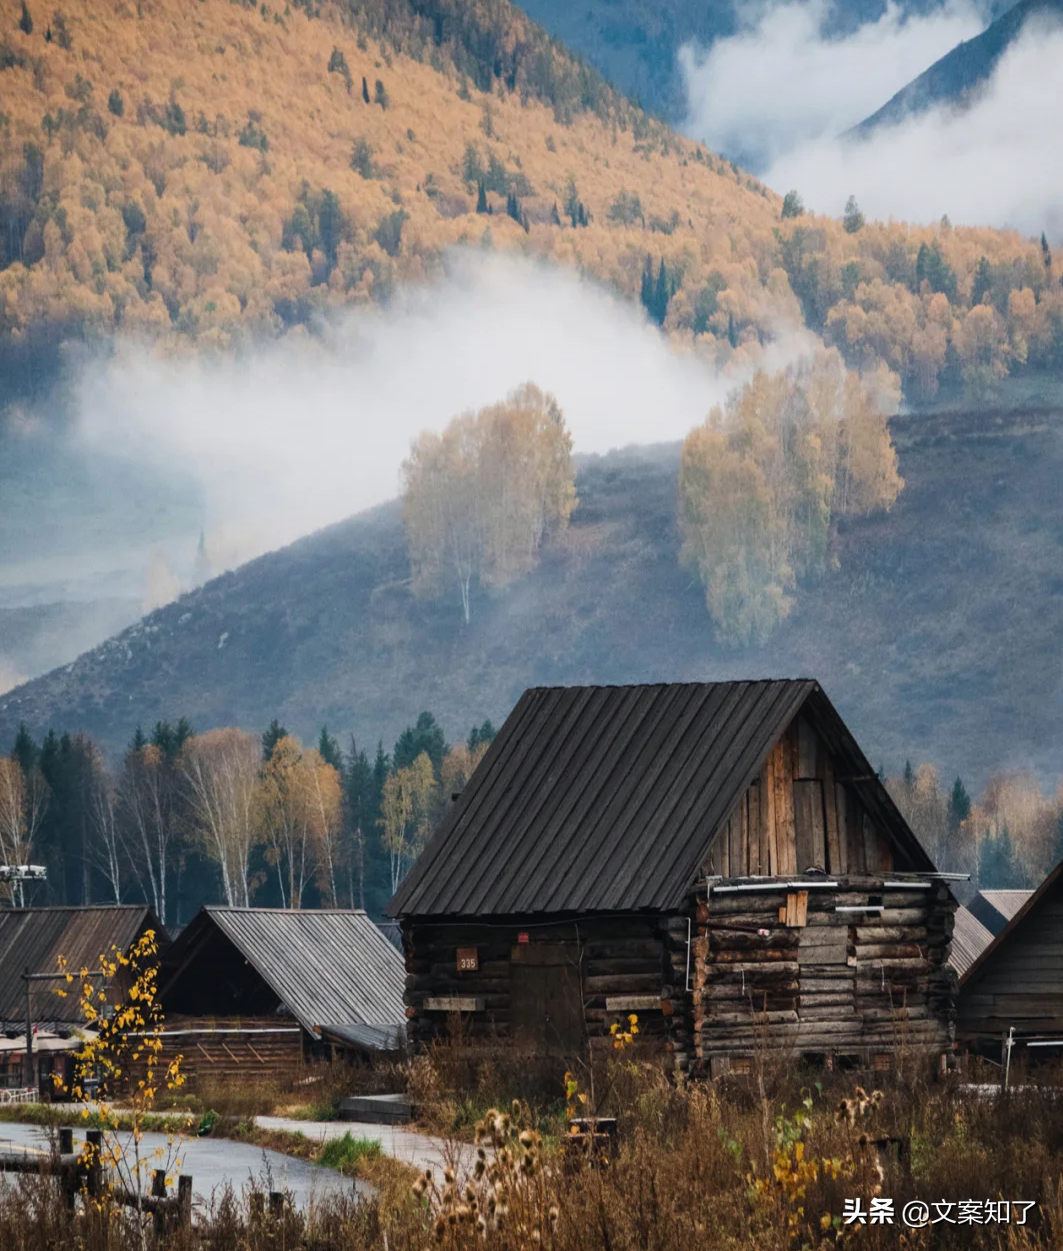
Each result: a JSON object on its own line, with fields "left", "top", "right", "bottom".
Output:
{"left": 148, "top": 1016, "right": 305, "bottom": 1083}
{"left": 689, "top": 878, "right": 956, "bottom": 1073}
{"left": 403, "top": 917, "right": 684, "bottom": 1056}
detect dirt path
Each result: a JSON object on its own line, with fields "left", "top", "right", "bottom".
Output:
{"left": 254, "top": 1115, "right": 475, "bottom": 1178}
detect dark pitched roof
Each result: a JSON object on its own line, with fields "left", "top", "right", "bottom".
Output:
{"left": 390, "top": 680, "right": 933, "bottom": 918}
{"left": 162, "top": 907, "right": 406, "bottom": 1037}
{"left": 960, "top": 860, "right": 1063, "bottom": 988}
{"left": 0, "top": 906, "right": 165, "bottom": 1027}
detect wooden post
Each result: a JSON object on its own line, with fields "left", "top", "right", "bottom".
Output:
{"left": 23, "top": 968, "right": 32, "bottom": 1092}
{"left": 152, "top": 1167, "right": 167, "bottom": 1239}
{"left": 269, "top": 1190, "right": 285, "bottom": 1220}
{"left": 177, "top": 1175, "right": 193, "bottom": 1228}
{"left": 249, "top": 1192, "right": 265, "bottom": 1221}
{"left": 85, "top": 1128, "right": 102, "bottom": 1197}
{"left": 60, "top": 1127, "right": 75, "bottom": 1211}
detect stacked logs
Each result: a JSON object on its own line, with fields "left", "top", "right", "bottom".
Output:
{"left": 689, "top": 878, "right": 955, "bottom": 1072}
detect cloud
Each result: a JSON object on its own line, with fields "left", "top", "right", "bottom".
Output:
{"left": 761, "top": 23, "right": 1063, "bottom": 234}
{"left": 678, "top": 0, "right": 983, "bottom": 170}
{"left": 680, "top": 1, "right": 1063, "bottom": 233}
{"left": 73, "top": 251, "right": 813, "bottom": 574}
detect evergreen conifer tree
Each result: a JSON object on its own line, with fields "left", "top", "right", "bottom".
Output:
{"left": 318, "top": 725, "right": 343, "bottom": 772}
{"left": 476, "top": 180, "right": 488, "bottom": 213}
{"left": 18, "top": 2, "right": 32, "bottom": 35}
{"left": 12, "top": 723, "right": 37, "bottom": 775}
{"left": 947, "top": 777, "right": 971, "bottom": 833}
{"left": 261, "top": 718, "right": 288, "bottom": 761}
{"left": 654, "top": 259, "right": 669, "bottom": 326}
{"left": 1043, "top": 232, "right": 1052, "bottom": 274}
{"left": 361, "top": 75, "right": 370, "bottom": 104}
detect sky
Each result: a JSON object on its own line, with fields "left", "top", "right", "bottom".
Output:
{"left": 680, "top": 1, "right": 1063, "bottom": 235}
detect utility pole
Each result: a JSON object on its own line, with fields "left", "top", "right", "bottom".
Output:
{"left": 22, "top": 966, "right": 32, "bottom": 1091}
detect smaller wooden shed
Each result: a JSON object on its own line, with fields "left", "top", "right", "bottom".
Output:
{"left": 957, "top": 862, "right": 1063, "bottom": 1060}
{"left": 0, "top": 906, "right": 165, "bottom": 1095}
{"left": 157, "top": 907, "right": 407, "bottom": 1081}
{"left": 967, "top": 890, "right": 1034, "bottom": 938}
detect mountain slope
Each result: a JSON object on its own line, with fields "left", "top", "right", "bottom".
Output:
{"left": 4, "top": 401, "right": 1063, "bottom": 791}
{"left": 0, "top": 0, "right": 785, "bottom": 404}
{"left": 852, "top": 0, "right": 1063, "bottom": 134}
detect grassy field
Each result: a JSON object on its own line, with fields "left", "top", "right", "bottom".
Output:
{"left": 1, "top": 1041, "right": 1062, "bottom": 1248}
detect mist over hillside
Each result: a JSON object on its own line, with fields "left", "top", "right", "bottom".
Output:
{"left": 4, "top": 400, "right": 1063, "bottom": 794}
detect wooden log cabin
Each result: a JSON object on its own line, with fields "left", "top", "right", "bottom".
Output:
{"left": 389, "top": 681, "right": 957, "bottom": 1074}
{"left": 155, "top": 907, "right": 407, "bottom": 1082}
{"left": 957, "top": 861, "right": 1063, "bottom": 1066}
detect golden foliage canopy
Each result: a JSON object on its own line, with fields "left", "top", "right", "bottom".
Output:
{"left": 402, "top": 382, "right": 577, "bottom": 621}
{"left": 678, "top": 349, "right": 902, "bottom": 646}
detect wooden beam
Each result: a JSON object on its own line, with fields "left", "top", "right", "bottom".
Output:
{"left": 762, "top": 756, "right": 778, "bottom": 875}
{"left": 423, "top": 997, "right": 485, "bottom": 1012}
{"left": 823, "top": 753, "right": 842, "bottom": 874}
{"left": 604, "top": 994, "right": 663, "bottom": 1012}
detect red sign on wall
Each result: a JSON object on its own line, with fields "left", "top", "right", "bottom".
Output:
{"left": 517, "top": 931, "right": 530, "bottom": 944}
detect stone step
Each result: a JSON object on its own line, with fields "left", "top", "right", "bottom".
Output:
{"left": 338, "top": 1093, "right": 413, "bottom": 1125}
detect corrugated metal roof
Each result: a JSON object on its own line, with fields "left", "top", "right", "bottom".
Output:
{"left": 977, "top": 890, "right": 1033, "bottom": 921}
{"left": 960, "top": 863, "right": 1063, "bottom": 989}
{"left": 949, "top": 905, "right": 993, "bottom": 979}
{"left": 0, "top": 906, "right": 164, "bottom": 1028}
{"left": 164, "top": 908, "right": 406, "bottom": 1038}
{"left": 389, "top": 680, "right": 934, "bottom": 918}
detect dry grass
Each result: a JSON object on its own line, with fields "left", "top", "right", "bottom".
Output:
{"left": 3, "top": 1049, "right": 1063, "bottom": 1248}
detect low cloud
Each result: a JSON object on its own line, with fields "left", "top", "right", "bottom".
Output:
{"left": 74, "top": 251, "right": 811, "bottom": 574}
{"left": 679, "top": 0, "right": 983, "bottom": 171}
{"left": 681, "top": 1, "right": 1063, "bottom": 234}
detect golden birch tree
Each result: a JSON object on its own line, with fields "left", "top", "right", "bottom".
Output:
{"left": 402, "top": 383, "right": 577, "bottom": 622}
{"left": 180, "top": 727, "right": 262, "bottom": 908}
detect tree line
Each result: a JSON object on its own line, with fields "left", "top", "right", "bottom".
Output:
{"left": 887, "top": 762, "right": 1063, "bottom": 893}
{"left": 0, "top": 711, "right": 496, "bottom": 923}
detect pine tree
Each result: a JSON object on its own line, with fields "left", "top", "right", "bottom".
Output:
{"left": 476, "top": 180, "right": 488, "bottom": 214}
{"left": 550, "top": 202, "right": 561, "bottom": 226}
{"left": 18, "top": 1, "right": 32, "bottom": 35}
{"left": 361, "top": 75, "right": 370, "bottom": 104}
{"left": 972, "top": 255, "right": 992, "bottom": 306}
{"left": 467, "top": 720, "right": 497, "bottom": 752}
{"left": 261, "top": 718, "right": 288, "bottom": 761}
{"left": 843, "top": 195, "right": 864, "bottom": 234}
{"left": 903, "top": 759, "right": 914, "bottom": 789}
{"left": 129, "top": 725, "right": 147, "bottom": 752}
{"left": 318, "top": 725, "right": 343, "bottom": 772}
{"left": 947, "top": 777, "right": 971, "bottom": 833}
{"left": 12, "top": 723, "right": 37, "bottom": 775}
{"left": 654, "top": 259, "right": 669, "bottom": 327}
{"left": 1042, "top": 232, "right": 1052, "bottom": 275}
{"left": 640, "top": 254, "right": 654, "bottom": 314}
{"left": 781, "top": 190, "right": 803, "bottom": 219}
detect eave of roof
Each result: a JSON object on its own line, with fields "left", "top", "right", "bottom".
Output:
{"left": 959, "top": 859, "right": 1063, "bottom": 989}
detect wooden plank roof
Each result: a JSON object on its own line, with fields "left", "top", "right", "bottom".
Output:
{"left": 389, "top": 680, "right": 934, "bottom": 918}
{"left": 161, "top": 907, "right": 406, "bottom": 1037}
{"left": 0, "top": 906, "right": 165, "bottom": 1028}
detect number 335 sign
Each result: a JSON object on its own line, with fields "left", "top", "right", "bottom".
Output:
{"left": 457, "top": 947, "right": 479, "bottom": 972}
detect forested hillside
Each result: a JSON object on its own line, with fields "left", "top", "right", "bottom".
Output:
{"left": 0, "top": 0, "right": 1060, "bottom": 410}
{"left": 5, "top": 399, "right": 1063, "bottom": 796}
